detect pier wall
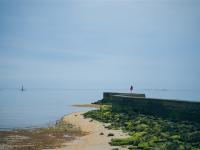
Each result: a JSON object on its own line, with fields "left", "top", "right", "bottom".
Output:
{"left": 103, "top": 92, "right": 200, "bottom": 123}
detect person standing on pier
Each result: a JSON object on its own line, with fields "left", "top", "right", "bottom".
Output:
{"left": 130, "top": 85, "right": 133, "bottom": 93}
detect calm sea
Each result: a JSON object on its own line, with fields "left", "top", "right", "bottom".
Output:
{"left": 0, "top": 88, "right": 199, "bottom": 130}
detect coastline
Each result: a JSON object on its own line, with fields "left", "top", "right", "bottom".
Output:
{"left": 0, "top": 105, "right": 129, "bottom": 150}
{"left": 1, "top": 97, "right": 200, "bottom": 149}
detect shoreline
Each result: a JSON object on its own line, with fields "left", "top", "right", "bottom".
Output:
{"left": 0, "top": 105, "right": 94, "bottom": 149}
{"left": 0, "top": 104, "right": 129, "bottom": 150}
{"left": 71, "top": 104, "right": 101, "bottom": 108}
{"left": 0, "top": 104, "right": 96, "bottom": 131}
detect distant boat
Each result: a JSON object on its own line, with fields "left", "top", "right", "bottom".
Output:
{"left": 21, "top": 85, "right": 25, "bottom": 91}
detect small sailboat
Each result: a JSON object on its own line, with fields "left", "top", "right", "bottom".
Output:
{"left": 21, "top": 85, "right": 24, "bottom": 91}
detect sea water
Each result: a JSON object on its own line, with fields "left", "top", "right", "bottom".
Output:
{"left": 0, "top": 88, "right": 199, "bottom": 129}
{"left": 0, "top": 89, "right": 103, "bottom": 130}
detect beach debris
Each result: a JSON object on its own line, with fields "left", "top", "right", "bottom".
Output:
{"left": 107, "top": 133, "right": 114, "bottom": 136}
{"left": 99, "top": 132, "right": 104, "bottom": 135}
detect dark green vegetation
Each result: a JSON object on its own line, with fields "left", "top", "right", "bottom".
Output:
{"left": 0, "top": 119, "right": 85, "bottom": 150}
{"left": 84, "top": 108, "right": 200, "bottom": 150}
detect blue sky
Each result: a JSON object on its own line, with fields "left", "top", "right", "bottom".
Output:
{"left": 0, "top": 0, "right": 200, "bottom": 90}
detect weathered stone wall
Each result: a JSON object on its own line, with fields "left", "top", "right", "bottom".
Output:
{"left": 104, "top": 93, "right": 200, "bottom": 123}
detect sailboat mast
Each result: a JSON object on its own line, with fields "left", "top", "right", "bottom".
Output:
{"left": 21, "top": 85, "right": 24, "bottom": 91}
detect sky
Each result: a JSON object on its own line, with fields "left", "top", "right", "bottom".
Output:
{"left": 0, "top": 0, "right": 200, "bottom": 90}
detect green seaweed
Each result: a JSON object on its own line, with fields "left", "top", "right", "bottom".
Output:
{"left": 84, "top": 108, "right": 200, "bottom": 150}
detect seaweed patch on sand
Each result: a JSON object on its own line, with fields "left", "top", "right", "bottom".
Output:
{"left": 0, "top": 118, "right": 86, "bottom": 150}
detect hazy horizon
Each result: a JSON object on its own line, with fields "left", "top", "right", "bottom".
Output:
{"left": 0, "top": 0, "right": 200, "bottom": 91}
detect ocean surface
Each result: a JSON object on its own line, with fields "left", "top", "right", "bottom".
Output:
{"left": 0, "top": 88, "right": 200, "bottom": 130}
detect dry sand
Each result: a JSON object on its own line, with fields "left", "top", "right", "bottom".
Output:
{"left": 52, "top": 111, "right": 130, "bottom": 150}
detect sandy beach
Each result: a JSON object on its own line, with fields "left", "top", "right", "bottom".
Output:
{"left": 52, "top": 111, "right": 130, "bottom": 150}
